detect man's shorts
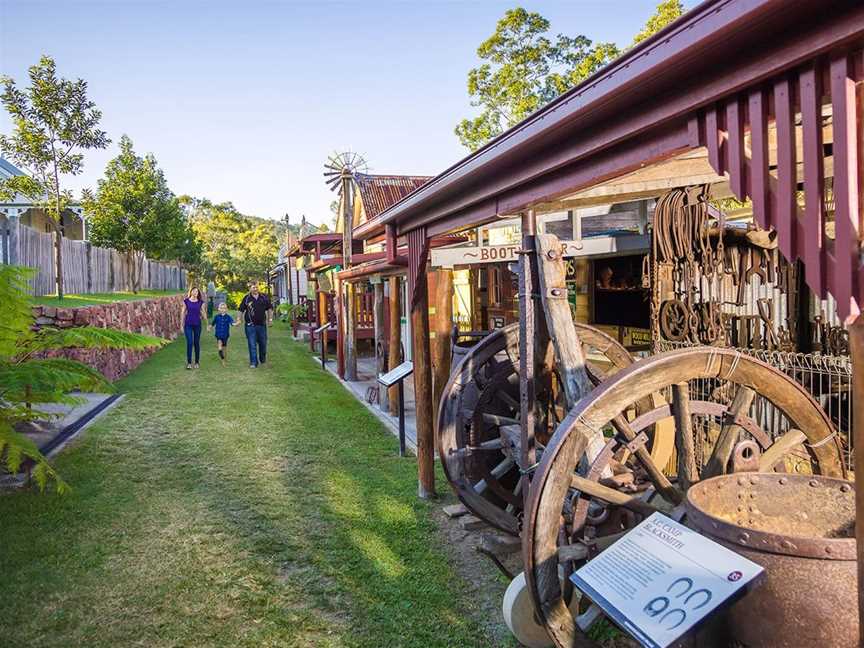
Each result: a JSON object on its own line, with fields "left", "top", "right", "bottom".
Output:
{"left": 216, "top": 336, "right": 229, "bottom": 346}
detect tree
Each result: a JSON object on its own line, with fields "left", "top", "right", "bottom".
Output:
{"left": 82, "top": 135, "right": 193, "bottom": 292}
{"left": 632, "top": 0, "right": 684, "bottom": 46}
{"left": 185, "top": 198, "right": 278, "bottom": 294}
{"left": 0, "top": 55, "right": 110, "bottom": 299}
{"left": 455, "top": 3, "right": 685, "bottom": 151}
{"left": 0, "top": 265, "right": 164, "bottom": 493}
{"left": 454, "top": 9, "right": 619, "bottom": 151}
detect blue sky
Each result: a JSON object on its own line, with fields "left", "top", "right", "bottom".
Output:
{"left": 0, "top": 1, "right": 694, "bottom": 226}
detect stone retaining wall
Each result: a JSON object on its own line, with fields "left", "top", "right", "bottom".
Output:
{"left": 33, "top": 295, "right": 184, "bottom": 381}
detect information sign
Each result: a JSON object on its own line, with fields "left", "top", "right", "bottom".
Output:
{"left": 570, "top": 512, "right": 763, "bottom": 648}
{"left": 378, "top": 361, "right": 414, "bottom": 387}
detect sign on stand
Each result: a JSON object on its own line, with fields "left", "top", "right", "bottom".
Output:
{"left": 378, "top": 361, "right": 413, "bottom": 456}
{"left": 570, "top": 512, "right": 763, "bottom": 648}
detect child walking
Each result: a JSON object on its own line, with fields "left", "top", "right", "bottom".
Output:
{"left": 208, "top": 302, "right": 237, "bottom": 366}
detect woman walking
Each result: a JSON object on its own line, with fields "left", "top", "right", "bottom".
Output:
{"left": 181, "top": 286, "right": 205, "bottom": 369}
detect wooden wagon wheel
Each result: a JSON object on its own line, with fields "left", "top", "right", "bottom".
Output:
{"left": 523, "top": 347, "right": 845, "bottom": 648}
{"left": 437, "top": 322, "right": 640, "bottom": 536}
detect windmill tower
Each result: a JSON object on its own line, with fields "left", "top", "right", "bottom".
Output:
{"left": 322, "top": 151, "right": 368, "bottom": 382}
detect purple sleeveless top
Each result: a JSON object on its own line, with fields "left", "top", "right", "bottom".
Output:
{"left": 184, "top": 298, "right": 203, "bottom": 326}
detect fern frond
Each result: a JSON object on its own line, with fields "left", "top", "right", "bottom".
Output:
{"left": 0, "top": 358, "right": 113, "bottom": 402}
{"left": 0, "top": 265, "right": 36, "bottom": 359}
{"left": 0, "top": 421, "right": 69, "bottom": 494}
{"left": 21, "top": 326, "right": 166, "bottom": 356}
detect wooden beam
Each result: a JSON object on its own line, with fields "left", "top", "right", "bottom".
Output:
{"left": 408, "top": 229, "right": 436, "bottom": 499}
{"left": 850, "top": 314, "right": 864, "bottom": 643}
{"left": 373, "top": 280, "right": 388, "bottom": 412}
{"left": 388, "top": 277, "right": 401, "bottom": 416}
{"left": 518, "top": 210, "right": 539, "bottom": 504}
{"left": 429, "top": 269, "right": 453, "bottom": 411}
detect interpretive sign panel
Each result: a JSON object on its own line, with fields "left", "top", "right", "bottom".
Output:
{"left": 378, "top": 361, "right": 413, "bottom": 387}
{"left": 570, "top": 512, "right": 763, "bottom": 648}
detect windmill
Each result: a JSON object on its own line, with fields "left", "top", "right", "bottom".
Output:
{"left": 323, "top": 150, "right": 369, "bottom": 194}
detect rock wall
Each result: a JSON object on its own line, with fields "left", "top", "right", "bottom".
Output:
{"left": 33, "top": 295, "right": 184, "bottom": 381}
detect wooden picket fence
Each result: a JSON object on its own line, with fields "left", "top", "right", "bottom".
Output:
{"left": 0, "top": 221, "right": 187, "bottom": 296}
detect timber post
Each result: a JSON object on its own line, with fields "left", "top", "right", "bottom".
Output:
{"left": 851, "top": 313, "right": 864, "bottom": 642}
{"left": 388, "top": 276, "right": 401, "bottom": 416}
{"left": 408, "top": 227, "right": 435, "bottom": 499}
{"left": 373, "top": 279, "right": 388, "bottom": 411}
{"left": 341, "top": 169, "right": 358, "bottom": 381}
{"left": 518, "top": 210, "right": 540, "bottom": 507}
{"left": 534, "top": 233, "right": 601, "bottom": 462}
{"left": 430, "top": 269, "right": 453, "bottom": 411}
{"left": 7, "top": 210, "right": 20, "bottom": 266}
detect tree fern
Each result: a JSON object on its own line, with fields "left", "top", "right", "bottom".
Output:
{"left": 0, "top": 265, "right": 168, "bottom": 493}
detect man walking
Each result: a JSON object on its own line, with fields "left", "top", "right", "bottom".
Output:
{"left": 238, "top": 281, "right": 273, "bottom": 368}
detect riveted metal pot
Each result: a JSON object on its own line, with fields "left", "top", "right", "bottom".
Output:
{"left": 685, "top": 473, "right": 857, "bottom": 648}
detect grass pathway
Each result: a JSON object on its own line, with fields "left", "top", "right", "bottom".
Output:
{"left": 0, "top": 323, "right": 493, "bottom": 647}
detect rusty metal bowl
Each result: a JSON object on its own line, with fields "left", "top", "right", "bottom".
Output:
{"left": 685, "top": 473, "right": 857, "bottom": 647}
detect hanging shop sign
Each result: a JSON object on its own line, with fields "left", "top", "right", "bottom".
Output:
{"left": 570, "top": 512, "right": 763, "bottom": 648}
{"left": 430, "top": 234, "right": 649, "bottom": 268}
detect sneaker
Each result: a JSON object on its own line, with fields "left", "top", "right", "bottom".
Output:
{"left": 194, "top": 363, "right": 200, "bottom": 369}
{"left": 250, "top": 364, "right": 256, "bottom": 368}
{"left": 186, "top": 364, "right": 192, "bottom": 370}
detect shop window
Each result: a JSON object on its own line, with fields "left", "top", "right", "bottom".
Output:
{"left": 592, "top": 255, "right": 649, "bottom": 329}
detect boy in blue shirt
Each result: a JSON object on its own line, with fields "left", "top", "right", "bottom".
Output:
{"left": 208, "top": 302, "right": 237, "bottom": 366}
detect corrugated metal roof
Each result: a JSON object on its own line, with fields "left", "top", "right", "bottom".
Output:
{"left": 354, "top": 173, "right": 431, "bottom": 220}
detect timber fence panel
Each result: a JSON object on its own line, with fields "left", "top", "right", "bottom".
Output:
{"left": 3, "top": 223, "right": 187, "bottom": 295}
{"left": 60, "top": 237, "right": 88, "bottom": 295}
{"left": 18, "top": 225, "right": 55, "bottom": 296}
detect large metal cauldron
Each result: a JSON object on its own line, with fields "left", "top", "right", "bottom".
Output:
{"left": 686, "top": 473, "right": 857, "bottom": 648}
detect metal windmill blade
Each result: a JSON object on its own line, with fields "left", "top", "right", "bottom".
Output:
{"left": 323, "top": 150, "right": 369, "bottom": 193}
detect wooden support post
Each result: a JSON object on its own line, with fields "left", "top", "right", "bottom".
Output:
{"left": 850, "top": 314, "right": 864, "bottom": 644}
{"left": 373, "top": 279, "right": 388, "bottom": 411}
{"left": 518, "top": 211, "right": 540, "bottom": 504}
{"left": 534, "top": 233, "right": 600, "bottom": 462}
{"left": 408, "top": 228, "right": 435, "bottom": 499}
{"left": 430, "top": 269, "right": 453, "bottom": 412}
{"left": 388, "top": 276, "right": 401, "bottom": 416}
{"left": 342, "top": 170, "right": 357, "bottom": 381}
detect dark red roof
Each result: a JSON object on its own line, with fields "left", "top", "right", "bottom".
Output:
{"left": 354, "top": 173, "right": 431, "bottom": 220}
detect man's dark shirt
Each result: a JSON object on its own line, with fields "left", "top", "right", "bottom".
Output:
{"left": 239, "top": 293, "right": 272, "bottom": 326}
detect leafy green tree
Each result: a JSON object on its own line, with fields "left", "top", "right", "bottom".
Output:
{"left": 632, "top": 0, "right": 684, "bottom": 46}
{"left": 82, "top": 135, "right": 193, "bottom": 292}
{"left": 0, "top": 55, "right": 110, "bottom": 299}
{"left": 184, "top": 198, "right": 278, "bottom": 293}
{"left": 455, "top": 2, "right": 685, "bottom": 151}
{"left": 454, "top": 8, "right": 618, "bottom": 151}
{"left": 0, "top": 265, "right": 165, "bottom": 493}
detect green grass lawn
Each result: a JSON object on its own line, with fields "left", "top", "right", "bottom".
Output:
{"left": 0, "top": 324, "right": 492, "bottom": 647}
{"left": 34, "top": 289, "right": 182, "bottom": 308}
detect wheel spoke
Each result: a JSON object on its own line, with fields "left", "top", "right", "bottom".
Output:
{"left": 758, "top": 428, "right": 807, "bottom": 471}
{"left": 671, "top": 382, "right": 699, "bottom": 491}
{"left": 570, "top": 475, "right": 660, "bottom": 517}
{"left": 702, "top": 386, "right": 756, "bottom": 478}
{"left": 611, "top": 414, "right": 681, "bottom": 505}
{"left": 482, "top": 412, "right": 519, "bottom": 427}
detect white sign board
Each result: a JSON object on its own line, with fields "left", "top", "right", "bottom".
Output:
{"left": 429, "top": 235, "right": 649, "bottom": 268}
{"left": 570, "top": 512, "right": 763, "bottom": 648}
{"left": 378, "top": 361, "right": 414, "bottom": 387}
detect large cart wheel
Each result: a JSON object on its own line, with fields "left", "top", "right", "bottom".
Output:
{"left": 437, "top": 322, "right": 641, "bottom": 536}
{"left": 523, "top": 347, "right": 845, "bottom": 648}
